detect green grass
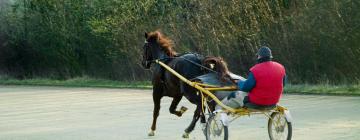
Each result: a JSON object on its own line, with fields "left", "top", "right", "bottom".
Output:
{"left": 0, "top": 77, "right": 152, "bottom": 89}
{"left": 0, "top": 76, "right": 359, "bottom": 96}
{"left": 284, "top": 84, "right": 360, "bottom": 96}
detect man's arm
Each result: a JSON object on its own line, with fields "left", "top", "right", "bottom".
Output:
{"left": 237, "top": 72, "right": 256, "bottom": 92}
{"left": 227, "top": 72, "right": 256, "bottom": 100}
{"left": 283, "top": 74, "right": 287, "bottom": 86}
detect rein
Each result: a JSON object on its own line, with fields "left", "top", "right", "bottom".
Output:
{"left": 144, "top": 40, "right": 235, "bottom": 82}
{"left": 149, "top": 56, "right": 220, "bottom": 74}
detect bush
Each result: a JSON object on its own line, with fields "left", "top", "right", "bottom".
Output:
{"left": 0, "top": 0, "right": 359, "bottom": 84}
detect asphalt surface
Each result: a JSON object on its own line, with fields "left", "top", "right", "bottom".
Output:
{"left": 0, "top": 86, "right": 359, "bottom": 140}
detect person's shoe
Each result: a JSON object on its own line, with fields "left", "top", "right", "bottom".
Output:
{"left": 220, "top": 112, "right": 229, "bottom": 126}
{"left": 213, "top": 109, "right": 222, "bottom": 114}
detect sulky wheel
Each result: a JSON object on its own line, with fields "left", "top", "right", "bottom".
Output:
{"left": 268, "top": 112, "right": 292, "bottom": 140}
{"left": 205, "top": 114, "right": 228, "bottom": 140}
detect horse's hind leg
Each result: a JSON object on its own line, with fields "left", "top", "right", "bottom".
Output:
{"left": 148, "top": 88, "right": 162, "bottom": 136}
{"left": 169, "top": 95, "right": 186, "bottom": 117}
{"left": 183, "top": 105, "right": 201, "bottom": 138}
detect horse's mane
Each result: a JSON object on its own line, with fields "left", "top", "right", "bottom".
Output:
{"left": 147, "top": 31, "right": 177, "bottom": 57}
{"left": 203, "top": 56, "right": 236, "bottom": 85}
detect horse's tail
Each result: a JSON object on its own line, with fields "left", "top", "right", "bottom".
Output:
{"left": 203, "top": 56, "right": 236, "bottom": 85}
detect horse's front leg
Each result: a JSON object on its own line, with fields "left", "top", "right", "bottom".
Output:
{"left": 169, "top": 95, "right": 187, "bottom": 117}
{"left": 182, "top": 104, "right": 201, "bottom": 138}
{"left": 148, "top": 87, "right": 162, "bottom": 136}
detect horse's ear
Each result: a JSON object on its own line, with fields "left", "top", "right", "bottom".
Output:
{"left": 155, "top": 31, "right": 161, "bottom": 39}
{"left": 144, "top": 32, "right": 148, "bottom": 38}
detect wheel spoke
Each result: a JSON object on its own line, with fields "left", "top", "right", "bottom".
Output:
{"left": 206, "top": 115, "right": 227, "bottom": 140}
{"left": 269, "top": 113, "right": 290, "bottom": 140}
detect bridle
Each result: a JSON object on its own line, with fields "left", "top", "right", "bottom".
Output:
{"left": 142, "top": 40, "right": 152, "bottom": 68}
{"left": 143, "top": 40, "right": 168, "bottom": 66}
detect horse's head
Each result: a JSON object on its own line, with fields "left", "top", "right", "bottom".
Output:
{"left": 142, "top": 31, "right": 176, "bottom": 69}
{"left": 203, "top": 56, "right": 236, "bottom": 84}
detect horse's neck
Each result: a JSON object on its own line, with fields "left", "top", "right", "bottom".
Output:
{"left": 151, "top": 52, "right": 170, "bottom": 78}
{"left": 156, "top": 50, "right": 169, "bottom": 60}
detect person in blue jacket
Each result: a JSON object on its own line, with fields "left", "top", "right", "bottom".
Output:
{"left": 218, "top": 46, "right": 286, "bottom": 109}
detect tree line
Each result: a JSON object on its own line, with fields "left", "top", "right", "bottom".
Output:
{"left": 0, "top": 0, "right": 359, "bottom": 84}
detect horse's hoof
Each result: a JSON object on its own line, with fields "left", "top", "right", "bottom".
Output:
{"left": 148, "top": 130, "right": 155, "bottom": 136}
{"left": 180, "top": 106, "right": 188, "bottom": 114}
{"left": 182, "top": 132, "right": 189, "bottom": 138}
{"left": 175, "top": 112, "right": 183, "bottom": 117}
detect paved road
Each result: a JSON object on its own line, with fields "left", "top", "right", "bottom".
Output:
{"left": 0, "top": 86, "right": 359, "bottom": 140}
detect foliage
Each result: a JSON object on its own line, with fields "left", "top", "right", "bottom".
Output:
{"left": 0, "top": 0, "right": 359, "bottom": 84}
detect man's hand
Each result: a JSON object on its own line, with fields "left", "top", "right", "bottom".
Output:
{"left": 227, "top": 92, "right": 237, "bottom": 100}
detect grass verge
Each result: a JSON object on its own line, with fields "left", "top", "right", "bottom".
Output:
{"left": 0, "top": 77, "right": 152, "bottom": 89}
{"left": 0, "top": 77, "right": 359, "bottom": 96}
{"left": 284, "top": 84, "right": 360, "bottom": 96}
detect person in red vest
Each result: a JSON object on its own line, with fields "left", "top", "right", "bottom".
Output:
{"left": 218, "top": 46, "right": 286, "bottom": 109}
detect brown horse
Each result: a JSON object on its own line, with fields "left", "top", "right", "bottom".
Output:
{"left": 142, "top": 31, "right": 233, "bottom": 138}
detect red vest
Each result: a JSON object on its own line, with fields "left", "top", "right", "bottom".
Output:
{"left": 249, "top": 61, "right": 285, "bottom": 105}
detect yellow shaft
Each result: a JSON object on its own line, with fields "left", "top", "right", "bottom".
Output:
{"left": 205, "top": 86, "right": 238, "bottom": 91}
{"left": 155, "top": 60, "right": 237, "bottom": 112}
